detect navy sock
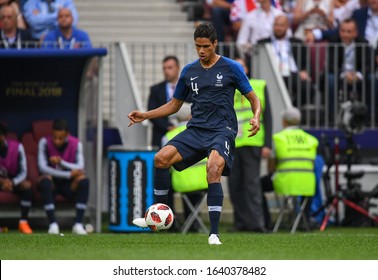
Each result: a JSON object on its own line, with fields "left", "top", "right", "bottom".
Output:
{"left": 75, "top": 209, "right": 85, "bottom": 224}
{"left": 20, "top": 188, "right": 32, "bottom": 220}
{"left": 207, "top": 182, "right": 223, "bottom": 235}
{"left": 154, "top": 168, "right": 171, "bottom": 205}
{"left": 75, "top": 178, "right": 89, "bottom": 223}
{"left": 39, "top": 178, "right": 56, "bottom": 223}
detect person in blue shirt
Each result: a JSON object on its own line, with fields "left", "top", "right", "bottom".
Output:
{"left": 128, "top": 22, "right": 261, "bottom": 245}
{"left": 0, "top": 4, "right": 36, "bottom": 49}
{"left": 42, "top": 7, "right": 91, "bottom": 49}
{"left": 23, "top": 0, "right": 78, "bottom": 40}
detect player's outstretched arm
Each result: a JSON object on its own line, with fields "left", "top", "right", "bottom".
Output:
{"left": 128, "top": 98, "right": 184, "bottom": 127}
{"left": 244, "top": 90, "right": 261, "bottom": 137}
{"left": 128, "top": 110, "right": 145, "bottom": 127}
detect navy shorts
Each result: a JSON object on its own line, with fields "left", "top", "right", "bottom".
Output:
{"left": 166, "top": 126, "right": 236, "bottom": 176}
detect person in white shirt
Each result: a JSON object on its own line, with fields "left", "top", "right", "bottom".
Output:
{"left": 334, "top": 0, "right": 361, "bottom": 25}
{"left": 236, "top": 0, "right": 285, "bottom": 57}
{"left": 258, "top": 14, "right": 315, "bottom": 107}
{"left": 230, "top": 0, "right": 257, "bottom": 35}
{"left": 292, "top": 0, "right": 334, "bottom": 40}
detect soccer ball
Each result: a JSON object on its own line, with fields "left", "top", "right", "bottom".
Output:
{"left": 145, "top": 203, "right": 174, "bottom": 231}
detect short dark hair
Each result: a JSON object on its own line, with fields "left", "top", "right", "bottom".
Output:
{"left": 0, "top": 123, "right": 7, "bottom": 136}
{"left": 52, "top": 118, "right": 69, "bottom": 132}
{"left": 340, "top": 18, "right": 358, "bottom": 30}
{"left": 162, "top": 55, "right": 179, "bottom": 66}
{"left": 194, "top": 22, "right": 217, "bottom": 43}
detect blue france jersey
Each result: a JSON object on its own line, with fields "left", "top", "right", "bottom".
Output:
{"left": 174, "top": 56, "right": 253, "bottom": 134}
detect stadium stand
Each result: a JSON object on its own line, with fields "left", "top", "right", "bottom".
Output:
{"left": 2, "top": 0, "right": 377, "bottom": 230}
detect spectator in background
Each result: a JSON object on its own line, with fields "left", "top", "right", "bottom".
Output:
{"left": 42, "top": 7, "right": 91, "bottom": 49}
{"left": 349, "top": 0, "right": 378, "bottom": 48}
{"left": 292, "top": 0, "right": 334, "bottom": 41}
{"left": 230, "top": 0, "right": 287, "bottom": 35}
{"left": 0, "top": 0, "right": 27, "bottom": 29}
{"left": 23, "top": 0, "right": 78, "bottom": 40}
{"left": 280, "top": 0, "right": 297, "bottom": 26}
{"left": 230, "top": 0, "right": 256, "bottom": 36}
{"left": 228, "top": 58, "right": 272, "bottom": 233}
{"left": 324, "top": 18, "right": 374, "bottom": 121}
{"left": 333, "top": 0, "right": 361, "bottom": 25}
{"left": 38, "top": 118, "right": 89, "bottom": 235}
{"left": 206, "top": 0, "right": 235, "bottom": 42}
{"left": 306, "top": 0, "right": 376, "bottom": 47}
{"left": 258, "top": 14, "right": 315, "bottom": 107}
{"left": 237, "top": 0, "right": 285, "bottom": 59}
{"left": 0, "top": 4, "right": 34, "bottom": 48}
{"left": 0, "top": 123, "right": 33, "bottom": 234}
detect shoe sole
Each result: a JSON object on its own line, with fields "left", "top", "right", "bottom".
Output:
{"left": 132, "top": 218, "right": 148, "bottom": 228}
{"left": 19, "top": 231, "right": 33, "bottom": 234}
{"left": 72, "top": 231, "right": 88, "bottom": 235}
{"left": 208, "top": 238, "right": 222, "bottom": 245}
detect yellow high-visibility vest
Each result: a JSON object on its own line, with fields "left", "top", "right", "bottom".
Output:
{"left": 272, "top": 128, "right": 319, "bottom": 196}
{"left": 234, "top": 79, "right": 266, "bottom": 147}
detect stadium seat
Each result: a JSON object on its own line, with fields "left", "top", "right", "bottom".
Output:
{"left": 6, "top": 131, "right": 18, "bottom": 141}
{"left": 21, "top": 132, "right": 38, "bottom": 157}
{"left": 273, "top": 155, "right": 324, "bottom": 233}
{"left": 32, "top": 120, "right": 53, "bottom": 142}
{"left": 171, "top": 159, "right": 209, "bottom": 234}
{"left": 0, "top": 191, "right": 20, "bottom": 205}
{"left": 179, "top": 190, "right": 208, "bottom": 233}
{"left": 272, "top": 155, "right": 325, "bottom": 233}
{"left": 273, "top": 196, "right": 310, "bottom": 233}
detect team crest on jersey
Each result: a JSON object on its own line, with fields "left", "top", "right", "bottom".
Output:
{"left": 215, "top": 72, "right": 223, "bottom": 87}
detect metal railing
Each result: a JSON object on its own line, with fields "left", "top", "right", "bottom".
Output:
{"left": 115, "top": 41, "right": 378, "bottom": 130}
{"left": 3, "top": 41, "right": 377, "bottom": 130}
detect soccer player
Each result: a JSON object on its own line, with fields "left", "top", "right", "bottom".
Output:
{"left": 128, "top": 22, "right": 261, "bottom": 245}
{"left": 0, "top": 123, "right": 33, "bottom": 234}
{"left": 37, "top": 118, "right": 89, "bottom": 235}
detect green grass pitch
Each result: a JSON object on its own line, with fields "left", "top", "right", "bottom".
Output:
{"left": 1, "top": 227, "right": 377, "bottom": 260}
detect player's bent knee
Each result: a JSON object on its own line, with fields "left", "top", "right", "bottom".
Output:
{"left": 154, "top": 154, "right": 170, "bottom": 169}
{"left": 38, "top": 175, "right": 52, "bottom": 183}
{"left": 39, "top": 177, "right": 53, "bottom": 191}
{"left": 76, "top": 175, "right": 87, "bottom": 182}
{"left": 78, "top": 177, "right": 89, "bottom": 186}
{"left": 19, "top": 180, "right": 32, "bottom": 190}
{"left": 206, "top": 165, "right": 223, "bottom": 183}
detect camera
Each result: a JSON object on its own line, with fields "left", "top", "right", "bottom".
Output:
{"left": 337, "top": 99, "right": 367, "bottom": 134}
